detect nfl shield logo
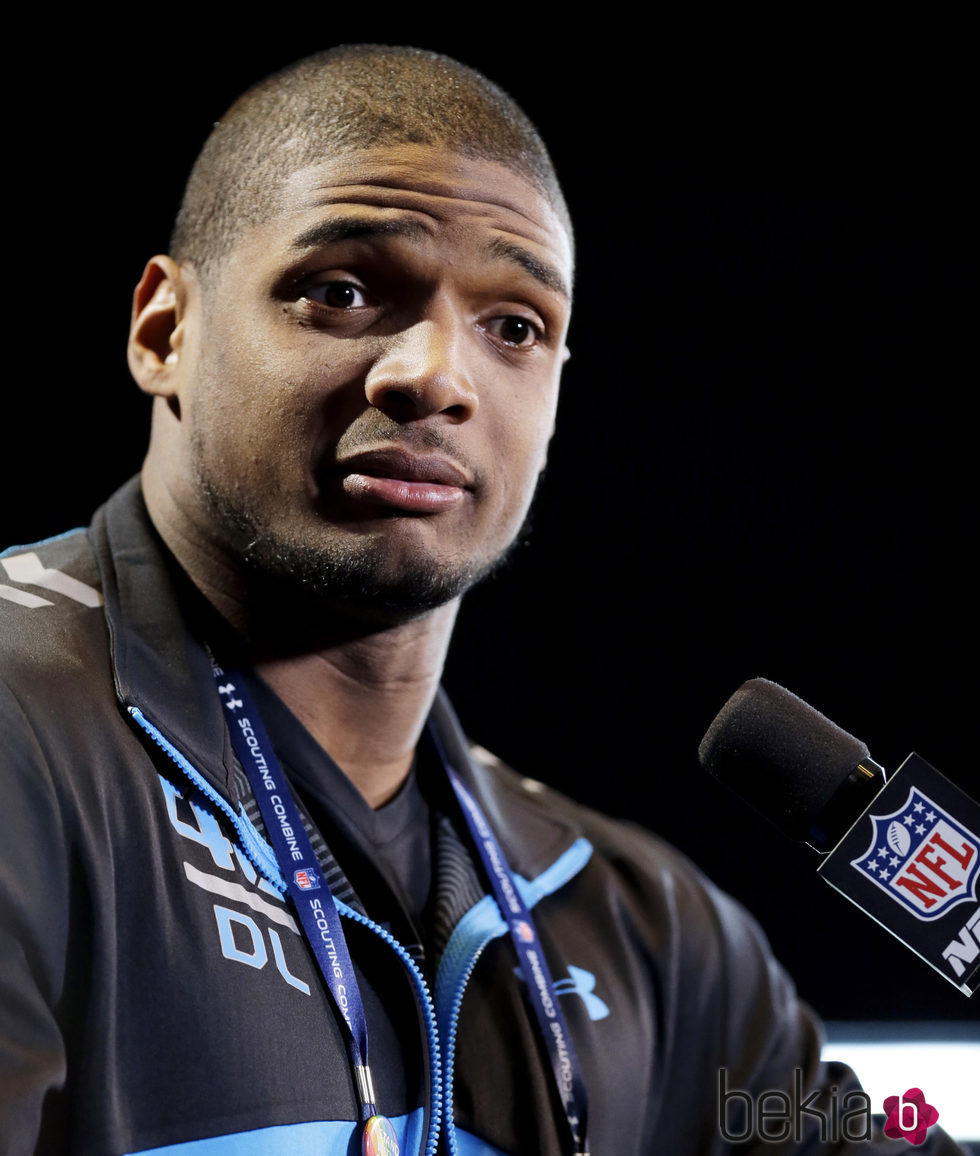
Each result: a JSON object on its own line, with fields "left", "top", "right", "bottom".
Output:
{"left": 512, "top": 920, "right": 535, "bottom": 943}
{"left": 851, "top": 786, "right": 980, "bottom": 921}
{"left": 293, "top": 867, "right": 320, "bottom": 891}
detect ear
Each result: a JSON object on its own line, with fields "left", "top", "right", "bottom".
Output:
{"left": 127, "top": 255, "right": 193, "bottom": 401}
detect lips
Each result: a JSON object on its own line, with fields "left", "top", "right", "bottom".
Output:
{"left": 331, "top": 447, "right": 473, "bottom": 514}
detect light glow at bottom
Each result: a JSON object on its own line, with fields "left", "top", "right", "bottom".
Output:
{"left": 822, "top": 1022, "right": 979, "bottom": 1145}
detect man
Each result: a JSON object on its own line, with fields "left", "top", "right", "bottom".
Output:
{"left": 0, "top": 45, "right": 966, "bottom": 1156}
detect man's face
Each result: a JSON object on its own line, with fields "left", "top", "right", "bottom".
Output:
{"left": 164, "top": 144, "right": 572, "bottom": 622}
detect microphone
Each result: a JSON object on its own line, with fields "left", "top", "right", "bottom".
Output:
{"left": 699, "top": 679, "right": 980, "bottom": 996}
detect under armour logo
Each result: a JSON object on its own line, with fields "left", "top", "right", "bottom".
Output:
{"left": 217, "top": 683, "right": 243, "bottom": 711}
{"left": 554, "top": 965, "right": 610, "bottom": 1021}
{"left": 513, "top": 963, "right": 610, "bottom": 1021}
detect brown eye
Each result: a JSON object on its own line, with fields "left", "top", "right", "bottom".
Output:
{"left": 491, "top": 315, "right": 540, "bottom": 348}
{"left": 304, "top": 281, "right": 369, "bottom": 309}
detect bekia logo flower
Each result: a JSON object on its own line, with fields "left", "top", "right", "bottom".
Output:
{"left": 882, "top": 1088, "right": 939, "bottom": 1145}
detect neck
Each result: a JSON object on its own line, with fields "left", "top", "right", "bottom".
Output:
{"left": 253, "top": 609, "right": 457, "bottom": 808}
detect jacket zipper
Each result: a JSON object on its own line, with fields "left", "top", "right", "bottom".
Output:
{"left": 434, "top": 896, "right": 506, "bottom": 1156}
{"left": 434, "top": 841, "right": 594, "bottom": 1154}
{"left": 129, "top": 705, "right": 283, "bottom": 888}
{"left": 337, "top": 901, "right": 444, "bottom": 1156}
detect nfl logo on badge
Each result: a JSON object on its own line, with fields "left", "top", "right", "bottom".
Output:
{"left": 512, "top": 920, "right": 535, "bottom": 943}
{"left": 293, "top": 867, "right": 320, "bottom": 891}
{"left": 851, "top": 787, "right": 979, "bottom": 921}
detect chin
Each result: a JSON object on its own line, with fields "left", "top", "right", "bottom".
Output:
{"left": 195, "top": 471, "right": 521, "bottom": 626}
{"left": 238, "top": 528, "right": 511, "bottom": 625}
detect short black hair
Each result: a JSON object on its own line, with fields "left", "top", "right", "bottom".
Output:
{"left": 170, "top": 45, "right": 571, "bottom": 280}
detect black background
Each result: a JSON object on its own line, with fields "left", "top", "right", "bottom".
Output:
{"left": 3, "top": 20, "right": 974, "bottom": 1027}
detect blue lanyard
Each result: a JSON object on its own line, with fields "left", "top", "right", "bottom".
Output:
{"left": 212, "top": 659, "right": 588, "bottom": 1156}
{"left": 211, "top": 661, "right": 386, "bottom": 1136}
{"left": 429, "top": 724, "right": 590, "bottom": 1156}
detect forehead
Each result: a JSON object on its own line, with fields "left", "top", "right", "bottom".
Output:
{"left": 231, "top": 144, "right": 573, "bottom": 292}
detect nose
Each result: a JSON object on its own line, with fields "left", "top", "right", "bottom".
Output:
{"left": 364, "top": 317, "right": 479, "bottom": 423}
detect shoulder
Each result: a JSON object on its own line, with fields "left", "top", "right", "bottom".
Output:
{"left": 470, "top": 741, "right": 710, "bottom": 880}
{"left": 470, "top": 741, "right": 758, "bottom": 945}
{"left": 0, "top": 529, "right": 108, "bottom": 892}
{"left": 1, "top": 526, "right": 107, "bottom": 674}
{"left": 470, "top": 742, "right": 801, "bottom": 1024}
{"left": 0, "top": 523, "right": 119, "bottom": 772}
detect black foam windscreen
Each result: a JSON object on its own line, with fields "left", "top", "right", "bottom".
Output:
{"left": 698, "top": 678, "right": 871, "bottom": 841}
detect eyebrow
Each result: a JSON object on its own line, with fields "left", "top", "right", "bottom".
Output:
{"left": 486, "top": 237, "right": 569, "bottom": 300}
{"left": 290, "top": 216, "right": 431, "bottom": 251}
{"left": 288, "top": 215, "right": 569, "bottom": 300}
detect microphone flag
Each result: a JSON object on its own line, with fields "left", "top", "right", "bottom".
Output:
{"left": 818, "top": 753, "right": 980, "bottom": 995}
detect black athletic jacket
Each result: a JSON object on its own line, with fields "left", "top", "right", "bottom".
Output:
{"left": 0, "top": 480, "right": 967, "bottom": 1155}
